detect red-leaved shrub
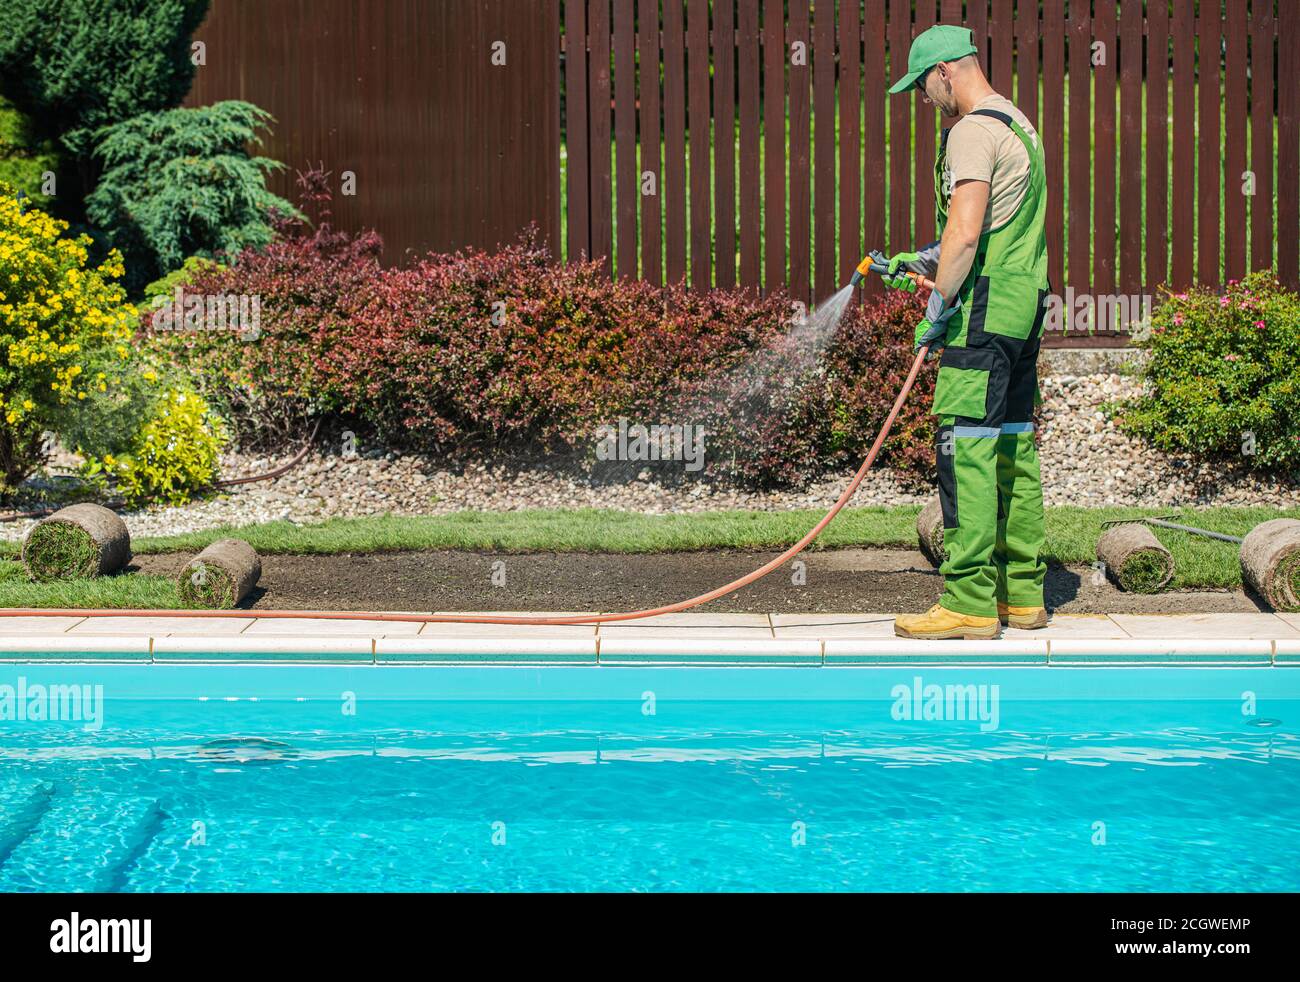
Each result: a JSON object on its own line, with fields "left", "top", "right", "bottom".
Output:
{"left": 145, "top": 169, "right": 939, "bottom": 487}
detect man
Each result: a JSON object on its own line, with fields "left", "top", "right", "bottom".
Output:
{"left": 885, "top": 25, "right": 1050, "bottom": 641}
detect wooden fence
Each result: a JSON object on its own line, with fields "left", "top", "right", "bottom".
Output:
{"left": 188, "top": 0, "right": 561, "bottom": 266}
{"left": 563, "top": 0, "right": 1300, "bottom": 329}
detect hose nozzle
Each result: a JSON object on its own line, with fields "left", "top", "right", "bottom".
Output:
{"left": 850, "top": 250, "right": 888, "bottom": 289}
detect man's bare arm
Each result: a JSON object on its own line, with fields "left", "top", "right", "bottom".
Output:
{"left": 931, "top": 178, "right": 989, "bottom": 313}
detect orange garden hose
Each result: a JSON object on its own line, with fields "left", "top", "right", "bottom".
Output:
{"left": 3, "top": 273, "right": 935, "bottom": 627}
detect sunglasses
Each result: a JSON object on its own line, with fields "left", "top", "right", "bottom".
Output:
{"left": 915, "top": 65, "right": 935, "bottom": 93}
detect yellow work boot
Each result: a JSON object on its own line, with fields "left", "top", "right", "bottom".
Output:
{"left": 894, "top": 604, "right": 1001, "bottom": 640}
{"left": 997, "top": 603, "right": 1049, "bottom": 630}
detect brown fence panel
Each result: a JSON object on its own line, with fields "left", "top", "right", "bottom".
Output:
{"left": 552, "top": 1, "right": 1281, "bottom": 337}
{"left": 1016, "top": 0, "right": 1039, "bottom": 130}
{"left": 813, "top": 0, "right": 837, "bottom": 301}
{"left": 637, "top": 0, "right": 662, "bottom": 284}
{"left": 190, "top": 0, "right": 563, "bottom": 265}
{"left": 862, "top": 0, "right": 886, "bottom": 297}
{"left": 1092, "top": 0, "right": 1115, "bottom": 302}
{"left": 763, "top": 0, "right": 785, "bottom": 290}
{"left": 839, "top": 0, "right": 861, "bottom": 286}
{"left": 789, "top": 1, "right": 811, "bottom": 303}
{"left": 1249, "top": 0, "right": 1275, "bottom": 275}
{"left": 1170, "top": 0, "right": 1195, "bottom": 290}
{"left": 1279, "top": 1, "right": 1299, "bottom": 289}
{"left": 737, "top": 0, "right": 761, "bottom": 288}
{"left": 1067, "top": 0, "right": 1090, "bottom": 296}
{"left": 588, "top": 1, "right": 612, "bottom": 276}
{"left": 1223, "top": 0, "right": 1247, "bottom": 283}
{"left": 614, "top": 0, "right": 637, "bottom": 279}
{"left": 1041, "top": 0, "right": 1064, "bottom": 294}
{"left": 687, "top": 0, "right": 711, "bottom": 290}
{"left": 1146, "top": 0, "right": 1169, "bottom": 292}
{"left": 1118, "top": 0, "right": 1141, "bottom": 296}
{"left": 1197, "top": 0, "right": 1221, "bottom": 289}
{"left": 663, "top": 0, "right": 687, "bottom": 284}
{"left": 913, "top": 1, "right": 937, "bottom": 248}
{"left": 714, "top": 0, "right": 736, "bottom": 289}
{"left": 990, "top": 0, "right": 1013, "bottom": 93}
{"left": 888, "top": 0, "right": 911, "bottom": 254}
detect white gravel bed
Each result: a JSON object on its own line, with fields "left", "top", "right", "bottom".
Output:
{"left": 2, "top": 372, "right": 1295, "bottom": 543}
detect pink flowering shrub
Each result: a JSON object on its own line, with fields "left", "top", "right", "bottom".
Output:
{"left": 1116, "top": 272, "right": 1300, "bottom": 473}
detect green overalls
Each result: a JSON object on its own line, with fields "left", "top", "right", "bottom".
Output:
{"left": 931, "top": 108, "right": 1049, "bottom": 618}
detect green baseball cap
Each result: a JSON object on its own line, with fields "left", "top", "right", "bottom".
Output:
{"left": 888, "top": 24, "right": 978, "bottom": 94}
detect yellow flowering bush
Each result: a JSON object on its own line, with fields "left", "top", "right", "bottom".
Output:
{"left": 87, "top": 387, "right": 228, "bottom": 507}
{"left": 0, "top": 181, "right": 136, "bottom": 493}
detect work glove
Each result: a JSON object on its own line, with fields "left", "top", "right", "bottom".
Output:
{"left": 913, "top": 286, "right": 959, "bottom": 355}
{"left": 882, "top": 241, "right": 940, "bottom": 292}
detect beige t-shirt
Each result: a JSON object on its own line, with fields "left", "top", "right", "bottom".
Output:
{"left": 942, "top": 94, "right": 1037, "bottom": 232}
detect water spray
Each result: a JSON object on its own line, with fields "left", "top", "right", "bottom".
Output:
{"left": 3, "top": 257, "right": 939, "bottom": 628}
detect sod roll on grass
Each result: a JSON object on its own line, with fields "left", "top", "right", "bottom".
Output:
{"left": 1239, "top": 518, "right": 1300, "bottom": 612}
{"left": 21, "top": 503, "right": 131, "bottom": 581}
{"left": 1095, "top": 523, "right": 1175, "bottom": 593}
{"left": 917, "top": 496, "right": 946, "bottom": 568}
{"left": 178, "top": 538, "right": 262, "bottom": 609}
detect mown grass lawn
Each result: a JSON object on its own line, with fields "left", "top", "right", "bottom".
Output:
{"left": 0, "top": 504, "right": 1294, "bottom": 609}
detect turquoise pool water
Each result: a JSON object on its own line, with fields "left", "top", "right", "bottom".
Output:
{"left": 0, "top": 666, "right": 1297, "bottom": 892}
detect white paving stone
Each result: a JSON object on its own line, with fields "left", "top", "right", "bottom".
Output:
{"left": 66, "top": 616, "right": 254, "bottom": 636}
{"left": 596, "top": 612, "right": 774, "bottom": 638}
{"left": 1106, "top": 612, "right": 1299, "bottom": 640}
{"left": 771, "top": 614, "right": 896, "bottom": 638}
{"left": 240, "top": 616, "right": 423, "bottom": 637}
{"left": 419, "top": 612, "right": 597, "bottom": 639}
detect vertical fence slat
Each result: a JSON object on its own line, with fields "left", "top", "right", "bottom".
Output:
{"left": 614, "top": 0, "right": 637, "bottom": 279}
{"left": 737, "top": 0, "right": 760, "bottom": 288}
{"left": 637, "top": 0, "right": 662, "bottom": 285}
{"left": 1249, "top": 0, "right": 1275, "bottom": 274}
{"left": 1015, "top": 0, "right": 1038, "bottom": 131}
{"left": 788, "top": 2, "right": 811, "bottom": 303}
{"left": 1223, "top": 0, "right": 1248, "bottom": 283}
{"left": 1145, "top": 0, "right": 1168, "bottom": 293}
{"left": 1197, "top": 0, "right": 1221, "bottom": 288}
{"left": 1041, "top": 0, "right": 1064, "bottom": 294}
{"left": 913, "top": 0, "right": 936, "bottom": 247}
{"left": 1092, "top": 0, "right": 1115, "bottom": 304}
{"left": 763, "top": 0, "right": 785, "bottom": 291}
{"left": 862, "top": 0, "right": 886, "bottom": 296}
{"left": 663, "top": 0, "right": 687, "bottom": 283}
{"left": 687, "top": 0, "right": 711, "bottom": 289}
{"left": 969, "top": 0, "right": 988, "bottom": 74}
{"left": 839, "top": 0, "right": 861, "bottom": 285}
{"left": 888, "top": 0, "right": 911, "bottom": 253}
{"left": 813, "top": 0, "right": 836, "bottom": 301}
{"left": 990, "top": 0, "right": 1013, "bottom": 93}
{"left": 1118, "top": 0, "right": 1141, "bottom": 297}
{"left": 1066, "top": 0, "right": 1090, "bottom": 297}
{"left": 1278, "top": 0, "right": 1299, "bottom": 289}
{"left": 1170, "top": 0, "right": 1195, "bottom": 290}
{"left": 714, "top": 0, "right": 735, "bottom": 288}
{"left": 565, "top": 0, "right": 590, "bottom": 261}
{"left": 587, "top": 0, "right": 612, "bottom": 275}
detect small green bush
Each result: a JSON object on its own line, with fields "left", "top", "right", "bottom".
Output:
{"left": 84, "top": 387, "right": 228, "bottom": 506}
{"left": 87, "top": 102, "right": 299, "bottom": 292}
{"left": 1116, "top": 272, "right": 1300, "bottom": 475}
{"left": 0, "top": 97, "right": 58, "bottom": 211}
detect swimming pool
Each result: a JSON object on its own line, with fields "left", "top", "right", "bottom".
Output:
{"left": 1, "top": 665, "right": 1297, "bottom": 892}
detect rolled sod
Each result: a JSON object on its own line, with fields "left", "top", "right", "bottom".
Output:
{"left": 1095, "top": 524, "right": 1174, "bottom": 594}
{"left": 1239, "top": 518, "right": 1300, "bottom": 612}
{"left": 917, "top": 496, "right": 946, "bottom": 567}
{"left": 22, "top": 503, "right": 131, "bottom": 581}
{"left": 178, "top": 538, "right": 262, "bottom": 609}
